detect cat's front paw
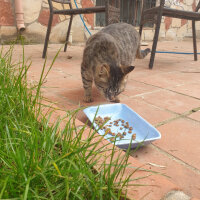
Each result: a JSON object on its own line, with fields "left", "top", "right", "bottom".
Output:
{"left": 83, "top": 95, "right": 93, "bottom": 103}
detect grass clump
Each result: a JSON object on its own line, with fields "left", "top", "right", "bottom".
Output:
{"left": 0, "top": 46, "right": 135, "bottom": 200}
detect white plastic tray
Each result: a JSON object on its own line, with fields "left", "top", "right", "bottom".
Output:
{"left": 83, "top": 103, "right": 161, "bottom": 149}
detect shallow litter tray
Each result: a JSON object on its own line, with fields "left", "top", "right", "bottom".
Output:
{"left": 83, "top": 103, "right": 161, "bottom": 149}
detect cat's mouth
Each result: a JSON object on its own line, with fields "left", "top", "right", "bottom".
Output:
{"left": 106, "top": 94, "right": 118, "bottom": 102}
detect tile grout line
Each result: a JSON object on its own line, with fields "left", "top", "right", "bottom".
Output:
{"left": 124, "top": 91, "right": 200, "bottom": 125}
{"left": 155, "top": 115, "right": 183, "bottom": 128}
{"left": 131, "top": 78, "right": 200, "bottom": 101}
{"left": 155, "top": 107, "right": 200, "bottom": 127}
{"left": 151, "top": 144, "right": 200, "bottom": 175}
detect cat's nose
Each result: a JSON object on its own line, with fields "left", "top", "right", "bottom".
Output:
{"left": 108, "top": 95, "right": 115, "bottom": 101}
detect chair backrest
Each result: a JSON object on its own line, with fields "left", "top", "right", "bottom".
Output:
{"left": 48, "top": 0, "right": 71, "bottom": 11}
{"left": 160, "top": 0, "right": 166, "bottom": 7}
{"left": 160, "top": 0, "right": 200, "bottom": 12}
{"left": 111, "top": 0, "right": 120, "bottom": 8}
{"left": 51, "top": 0, "right": 71, "bottom": 4}
{"left": 195, "top": 0, "right": 200, "bottom": 12}
{"left": 105, "top": 0, "right": 121, "bottom": 25}
{"left": 48, "top": 0, "right": 121, "bottom": 10}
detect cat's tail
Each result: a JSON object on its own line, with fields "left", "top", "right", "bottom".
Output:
{"left": 136, "top": 47, "right": 151, "bottom": 59}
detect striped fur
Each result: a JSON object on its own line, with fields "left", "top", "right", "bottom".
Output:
{"left": 81, "top": 23, "right": 150, "bottom": 103}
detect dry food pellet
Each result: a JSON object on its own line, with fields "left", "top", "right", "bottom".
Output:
{"left": 110, "top": 137, "right": 115, "bottom": 142}
{"left": 132, "top": 134, "right": 136, "bottom": 140}
{"left": 108, "top": 132, "right": 113, "bottom": 135}
{"left": 118, "top": 134, "right": 124, "bottom": 139}
{"left": 116, "top": 133, "right": 122, "bottom": 137}
{"left": 95, "top": 116, "right": 135, "bottom": 142}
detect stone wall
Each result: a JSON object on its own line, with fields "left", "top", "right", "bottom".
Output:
{"left": 0, "top": 0, "right": 200, "bottom": 44}
{"left": 0, "top": 0, "right": 85, "bottom": 44}
{"left": 140, "top": 0, "right": 200, "bottom": 41}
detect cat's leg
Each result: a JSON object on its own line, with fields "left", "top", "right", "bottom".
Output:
{"left": 81, "top": 65, "right": 93, "bottom": 102}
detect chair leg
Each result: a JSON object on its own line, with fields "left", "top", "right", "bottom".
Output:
{"left": 149, "top": 16, "right": 162, "bottom": 69}
{"left": 64, "top": 15, "right": 73, "bottom": 52}
{"left": 192, "top": 20, "right": 197, "bottom": 61}
{"left": 139, "top": 23, "right": 143, "bottom": 37}
{"left": 42, "top": 13, "right": 54, "bottom": 58}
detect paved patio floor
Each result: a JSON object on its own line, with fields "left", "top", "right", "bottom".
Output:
{"left": 9, "top": 40, "right": 200, "bottom": 198}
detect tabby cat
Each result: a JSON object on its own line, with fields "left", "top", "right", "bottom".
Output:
{"left": 81, "top": 23, "right": 150, "bottom": 103}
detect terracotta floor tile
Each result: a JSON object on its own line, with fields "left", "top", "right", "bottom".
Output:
{"left": 137, "top": 90, "right": 200, "bottom": 114}
{"left": 122, "top": 79, "right": 159, "bottom": 97}
{"left": 169, "top": 82, "right": 200, "bottom": 99}
{"left": 155, "top": 118, "right": 200, "bottom": 170}
{"left": 41, "top": 90, "right": 78, "bottom": 110}
{"left": 132, "top": 71, "right": 200, "bottom": 89}
{"left": 130, "top": 144, "right": 200, "bottom": 198}
{"left": 188, "top": 110, "right": 200, "bottom": 122}
{"left": 59, "top": 86, "right": 109, "bottom": 106}
{"left": 44, "top": 75, "right": 82, "bottom": 89}
{"left": 122, "top": 98, "right": 176, "bottom": 125}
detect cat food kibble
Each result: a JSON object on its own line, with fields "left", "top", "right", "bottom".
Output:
{"left": 132, "top": 134, "right": 136, "bottom": 140}
{"left": 120, "top": 135, "right": 124, "bottom": 139}
{"left": 94, "top": 116, "right": 136, "bottom": 143}
{"left": 110, "top": 137, "right": 115, "bottom": 142}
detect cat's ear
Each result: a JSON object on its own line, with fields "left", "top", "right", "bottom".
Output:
{"left": 121, "top": 65, "right": 135, "bottom": 75}
{"left": 97, "top": 64, "right": 110, "bottom": 77}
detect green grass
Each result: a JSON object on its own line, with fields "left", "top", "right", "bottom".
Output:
{"left": 0, "top": 45, "right": 139, "bottom": 200}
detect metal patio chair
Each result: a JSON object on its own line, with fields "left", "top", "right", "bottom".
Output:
{"left": 42, "top": 0, "right": 121, "bottom": 58}
{"left": 139, "top": 0, "right": 200, "bottom": 69}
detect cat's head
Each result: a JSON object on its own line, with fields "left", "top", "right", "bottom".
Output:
{"left": 94, "top": 63, "right": 135, "bottom": 102}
